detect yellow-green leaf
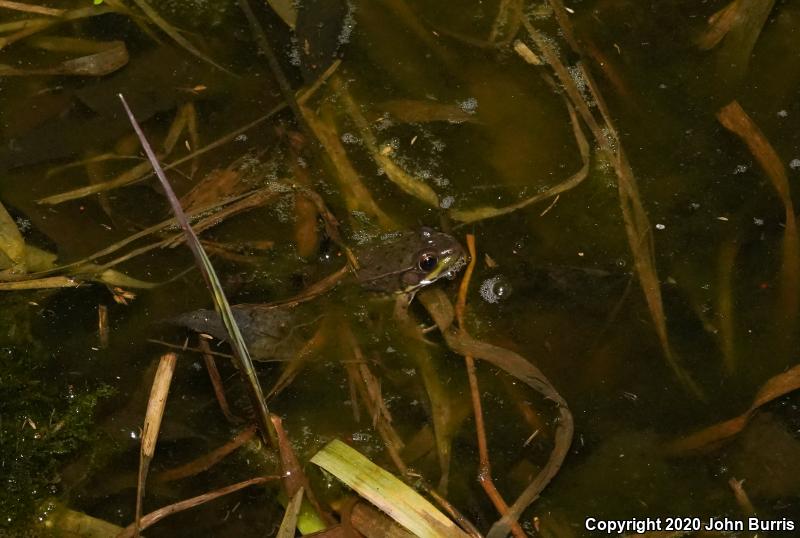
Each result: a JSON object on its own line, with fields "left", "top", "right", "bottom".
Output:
{"left": 310, "top": 439, "right": 468, "bottom": 538}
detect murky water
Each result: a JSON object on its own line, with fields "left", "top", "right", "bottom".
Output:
{"left": 1, "top": 0, "right": 799, "bottom": 536}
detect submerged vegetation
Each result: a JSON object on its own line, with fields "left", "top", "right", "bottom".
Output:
{"left": 0, "top": 345, "right": 114, "bottom": 527}
{"left": 0, "top": 0, "right": 799, "bottom": 536}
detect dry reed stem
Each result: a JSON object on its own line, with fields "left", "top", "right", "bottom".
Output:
{"left": 349, "top": 501, "right": 417, "bottom": 538}
{"left": 121, "top": 93, "right": 275, "bottom": 446}
{"left": 0, "top": 5, "right": 113, "bottom": 49}
{"left": 165, "top": 188, "right": 278, "bottom": 248}
{"left": 341, "top": 326, "right": 404, "bottom": 449}
{"left": 287, "top": 132, "right": 321, "bottom": 258}
{"left": 24, "top": 189, "right": 257, "bottom": 280}
{"left": 162, "top": 102, "right": 193, "bottom": 155}
{"left": 277, "top": 487, "right": 305, "bottom": 538}
{"left": 393, "top": 295, "right": 455, "bottom": 493}
{"left": 340, "top": 328, "right": 481, "bottom": 538}
{"left": 343, "top": 360, "right": 408, "bottom": 474}
{"left": 267, "top": 317, "right": 329, "bottom": 398}
{"left": 341, "top": 327, "right": 481, "bottom": 538}
{"left": 135, "top": 352, "right": 177, "bottom": 538}
{"left": 0, "top": 0, "right": 63, "bottom": 16}
{"left": 696, "top": 0, "right": 776, "bottom": 81}
{"left": 0, "top": 276, "right": 81, "bottom": 290}
{"left": 297, "top": 59, "right": 342, "bottom": 105}
{"left": 0, "top": 19, "right": 51, "bottom": 49}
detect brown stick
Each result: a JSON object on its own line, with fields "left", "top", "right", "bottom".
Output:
{"left": 154, "top": 425, "right": 257, "bottom": 483}
{"left": 116, "top": 476, "right": 278, "bottom": 538}
{"left": 456, "top": 235, "right": 526, "bottom": 538}
{"left": 199, "top": 339, "right": 242, "bottom": 423}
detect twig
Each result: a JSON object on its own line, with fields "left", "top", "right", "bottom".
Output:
{"left": 199, "top": 339, "right": 242, "bottom": 424}
{"left": 455, "top": 235, "right": 526, "bottom": 538}
{"left": 116, "top": 476, "right": 279, "bottom": 538}
{"left": 154, "top": 425, "right": 257, "bottom": 484}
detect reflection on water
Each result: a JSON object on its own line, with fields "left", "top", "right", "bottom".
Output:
{"left": 1, "top": 0, "right": 799, "bottom": 536}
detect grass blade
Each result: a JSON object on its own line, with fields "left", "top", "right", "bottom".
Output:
{"left": 311, "top": 439, "right": 469, "bottom": 538}
{"left": 118, "top": 93, "right": 274, "bottom": 444}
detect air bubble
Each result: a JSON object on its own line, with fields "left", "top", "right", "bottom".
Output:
{"left": 479, "top": 275, "right": 512, "bottom": 304}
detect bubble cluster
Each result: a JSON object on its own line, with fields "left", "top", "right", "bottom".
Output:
{"left": 479, "top": 275, "right": 512, "bottom": 303}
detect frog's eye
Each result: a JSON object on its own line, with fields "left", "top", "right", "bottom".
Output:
{"left": 418, "top": 252, "right": 439, "bottom": 272}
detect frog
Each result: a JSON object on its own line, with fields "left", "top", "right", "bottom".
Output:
{"left": 353, "top": 227, "right": 467, "bottom": 294}
{"left": 171, "top": 227, "right": 467, "bottom": 361}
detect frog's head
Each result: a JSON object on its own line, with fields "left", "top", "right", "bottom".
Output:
{"left": 354, "top": 228, "right": 468, "bottom": 295}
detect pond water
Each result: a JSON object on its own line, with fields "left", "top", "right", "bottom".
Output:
{"left": 1, "top": 0, "right": 799, "bottom": 536}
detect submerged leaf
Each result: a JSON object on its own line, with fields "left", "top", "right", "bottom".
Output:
{"left": 666, "top": 364, "right": 800, "bottom": 454}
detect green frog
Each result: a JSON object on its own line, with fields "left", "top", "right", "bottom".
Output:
{"left": 172, "top": 228, "right": 467, "bottom": 361}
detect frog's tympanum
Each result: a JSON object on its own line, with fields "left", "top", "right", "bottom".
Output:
{"left": 171, "top": 228, "right": 467, "bottom": 360}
